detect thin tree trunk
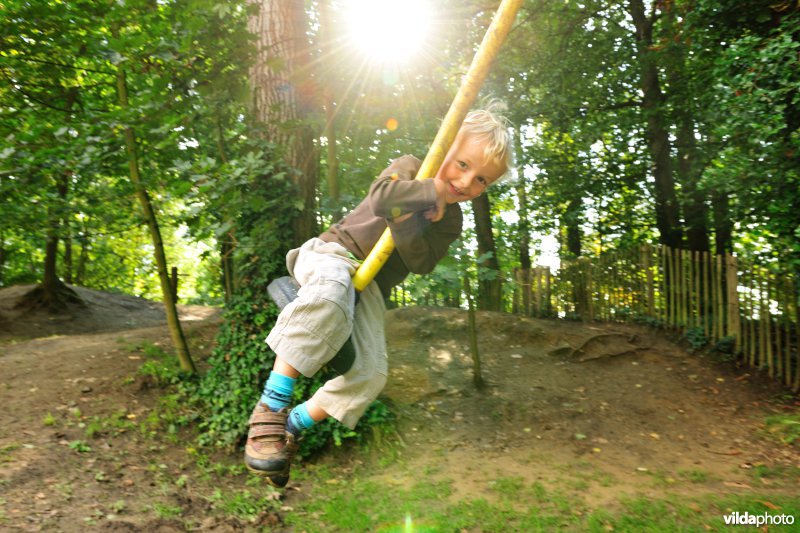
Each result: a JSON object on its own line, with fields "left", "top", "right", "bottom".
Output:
{"left": 214, "top": 111, "right": 235, "bottom": 303}
{"left": 56, "top": 172, "right": 74, "bottom": 284}
{"left": 464, "top": 274, "right": 484, "bottom": 389}
{"left": 0, "top": 228, "right": 5, "bottom": 286}
{"left": 565, "top": 198, "right": 582, "bottom": 258}
{"left": 515, "top": 133, "right": 531, "bottom": 271}
{"left": 320, "top": 0, "right": 340, "bottom": 212}
{"left": 664, "top": 12, "right": 710, "bottom": 253}
{"left": 712, "top": 190, "right": 733, "bottom": 254}
{"left": 248, "top": 0, "right": 318, "bottom": 246}
{"left": 75, "top": 230, "right": 89, "bottom": 286}
{"left": 471, "top": 193, "right": 502, "bottom": 311}
{"left": 116, "top": 67, "right": 196, "bottom": 374}
{"left": 629, "top": 0, "right": 683, "bottom": 249}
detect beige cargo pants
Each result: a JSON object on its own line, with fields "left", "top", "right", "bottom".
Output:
{"left": 266, "top": 238, "right": 387, "bottom": 429}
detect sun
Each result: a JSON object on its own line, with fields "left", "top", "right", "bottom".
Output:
{"left": 342, "top": 0, "right": 433, "bottom": 64}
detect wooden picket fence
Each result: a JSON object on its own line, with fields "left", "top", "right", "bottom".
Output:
{"left": 513, "top": 245, "right": 799, "bottom": 391}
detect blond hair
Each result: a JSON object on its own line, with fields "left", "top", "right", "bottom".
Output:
{"left": 459, "top": 100, "right": 513, "bottom": 181}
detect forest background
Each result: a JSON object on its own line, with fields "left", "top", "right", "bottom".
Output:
{"left": 1, "top": 0, "right": 798, "bottom": 452}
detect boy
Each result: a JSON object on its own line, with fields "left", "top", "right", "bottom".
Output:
{"left": 245, "top": 105, "right": 512, "bottom": 487}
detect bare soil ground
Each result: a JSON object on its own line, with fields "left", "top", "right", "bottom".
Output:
{"left": 0, "top": 285, "right": 798, "bottom": 531}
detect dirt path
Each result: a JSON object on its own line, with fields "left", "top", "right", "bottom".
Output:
{"left": 0, "top": 287, "right": 798, "bottom": 531}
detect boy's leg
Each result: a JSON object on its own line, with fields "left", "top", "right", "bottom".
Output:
{"left": 245, "top": 357, "right": 331, "bottom": 486}
{"left": 307, "top": 281, "right": 388, "bottom": 429}
{"left": 245, "top": 239, "right": 359, "bottom": 484}
{"left": 245, "top": 281, "right": 386, "bottom": 486}
{"left": 267, "top": 239, "right": 360, "bottom": 376}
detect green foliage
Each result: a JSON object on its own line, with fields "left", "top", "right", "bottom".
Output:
{"left": 764, "top": 413, "right": 800, "bottom": 446}
{"left": 685, "top": 327, "right": 708, "bottom": 351}
{"left": 714, "top": 335, "right": 737, "bottom": 356}
{"left": 208, "top": 488, "right": 279, "bottom": 520}
{"left": 67, "top": 440, "right": 91, "bottom": 453}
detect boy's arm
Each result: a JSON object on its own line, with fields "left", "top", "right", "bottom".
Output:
{"left": 367, "top": 155, "right": 439, "bottom": 218}
{"left": 388, "top": 208, "right": 462, "bottom": 275}
{"left": 367, "top": 154, "right": 461, "bottom": 274}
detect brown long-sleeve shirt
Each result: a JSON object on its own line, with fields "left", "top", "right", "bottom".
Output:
{"left": 319, "top": 155, "right": 463, "bottom": 297}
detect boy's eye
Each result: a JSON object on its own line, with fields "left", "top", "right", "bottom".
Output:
{"left": 477, "top": 176, "right": 487, "bottom": 186}
{"left": 457, "top": 160, "right": 467, "bottom": 169}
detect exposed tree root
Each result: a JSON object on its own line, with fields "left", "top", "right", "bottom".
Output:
{"left": 14, "top": 280, "right": 85, "bottom": 313}
{"left": 568, "top": 332, "right": 647, "bottom": 362}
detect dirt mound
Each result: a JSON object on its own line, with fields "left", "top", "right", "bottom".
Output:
{"left": 0, "top": 284, "right": 219, "bottom": 341}
{"left": 380, "top": 307, "right": 797, "bottom": 507}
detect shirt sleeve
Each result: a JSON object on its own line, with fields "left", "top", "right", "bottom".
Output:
{"left": 367, "top": 155, "right": 438, "bottom": 218}
{"left": 388, "top": 208, "right": 462, "bottom": 275}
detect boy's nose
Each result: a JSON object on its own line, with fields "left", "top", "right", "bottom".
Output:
{"left": 459, "top": 173, "right": 476, "bottom": 190}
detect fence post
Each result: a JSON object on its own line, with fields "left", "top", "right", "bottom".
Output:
{"left": 170, "top": 266, "right": 179, "bottom": 303}
{"left": 585, "top": 257, "right": 594, "bottom": 322}
{"left": 545, "top": 266, "right": 552, "bottom": 317}
{"left": 535, "top": 267, "right": 543, "bottom": 317}
{"left": 715, "top": 254, "right": 724, "bottom": 342}
{"left": 703, "top": 250, "right": 711, "bottom": 338}
{"left": 725, "top": 253, "right": 741, "bottom": 354}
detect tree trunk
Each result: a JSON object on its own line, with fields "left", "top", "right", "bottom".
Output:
{"left": 712, "top": 190, "right": 733, "bottom": 254}
{"left": 117, "top": 67, "right": 196, "bottom": 374}
{"left": 75, "top": 230, "right": 88, "bottom": 286}
{"left": 214, "top": 110, "right": 235, "bottom": 304}
{"left": 464, "top": 274, "right": 484, "bottom": 390}
{"left": 56, "top": 172, "right": 74, "bottom": 283}
{"left": 471, "top": 193, "right": 502, "bottom": 311}
{"left": 629, "top": 0, "right": 683, "bottom": 249}
{"left": 320, "top": 0, "right": 340, "bottom": 213}
{"left": 515, "top": 134, "right": 531, "bottom": 271}
{"left": 248, "top": 0, "right": 318, "bottom": 246}
{"left": 0, "top": 229, "right": 5, "bottom": 286}
{"left": 42, "top": 213, "right": 60, "bottom": 301}
{"left": 564, "top": 198, "right": 582, "bottom": 258}
{"left": 665, "top": 12, "right": 710, "bottom": 253}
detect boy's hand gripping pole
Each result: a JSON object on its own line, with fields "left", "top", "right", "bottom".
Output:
{"left": 351, "top": 0, "right": 523, "bottom": 292}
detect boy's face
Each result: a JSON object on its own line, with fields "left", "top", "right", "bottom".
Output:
{"left": 434, "top": 134, "right": 506, "bottom": 204}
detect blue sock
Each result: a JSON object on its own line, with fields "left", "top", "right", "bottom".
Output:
{"left": 261, "top": 371, "right": 296, "bottom": 412}
{"left": 287, "top": 402, "right": 316, "bottom": 436}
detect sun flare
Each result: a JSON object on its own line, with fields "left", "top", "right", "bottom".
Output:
{"left": 342, "top": 0, "right": 433, "bottom": 64}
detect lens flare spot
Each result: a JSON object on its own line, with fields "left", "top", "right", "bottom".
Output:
{"left": 386, "top": 117, "right": 399, "bottom": 131}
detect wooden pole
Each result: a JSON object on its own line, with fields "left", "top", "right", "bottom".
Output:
{"left": 758, "top": 266, "right": 768, "bottom": 371}
{"left": 585, "top": 258, "right": 594, "bottom": 322}
{"left": 748, "top": 263, "right": 757, "bottom": 367}
{"left": 764, "top": 270, "right": 774, "bottom": 377}
{"left": 783, "top": 278, "right": 793, "bottom": 388}
{"left": 725, "top": 253, "right": 741, "bottom": 353}
{"left": 464, "top": 274, "right": 484, "bottom": 389}
{"left": 703, "top": 251, "right": 710, "bottom": 338}
{"left": 715, "top": 254, "right": 725, "bottom": 342}
{"left": 535, "top": 267, "right": 543, "bottom": 318}
{"left": 643, "top": 245, "right": 654, "bottom": 317}
{"left": 545, "top": 266, "right": 552, "bottom": 317}
{"left": 353, "top": 0, "right": 523, "bottom": 291}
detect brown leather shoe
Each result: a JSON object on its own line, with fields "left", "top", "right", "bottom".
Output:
{"left": 244, "top": 403, "right": 299, "bottom": 487}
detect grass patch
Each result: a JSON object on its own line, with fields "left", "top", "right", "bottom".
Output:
{"left": 207, "top": 488, "right": 280, "bottom": 520}
{"left": 765, "top": 413, "right": 800, "bottom": 445}
{"left": 282, "top": 466, "right": 800, "bottom": 532}
{"left": 0, "top": 444, "right": 20, "bottom": 463}
{"left": 150, "top": 502, "right": 183, "bottom": 519}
